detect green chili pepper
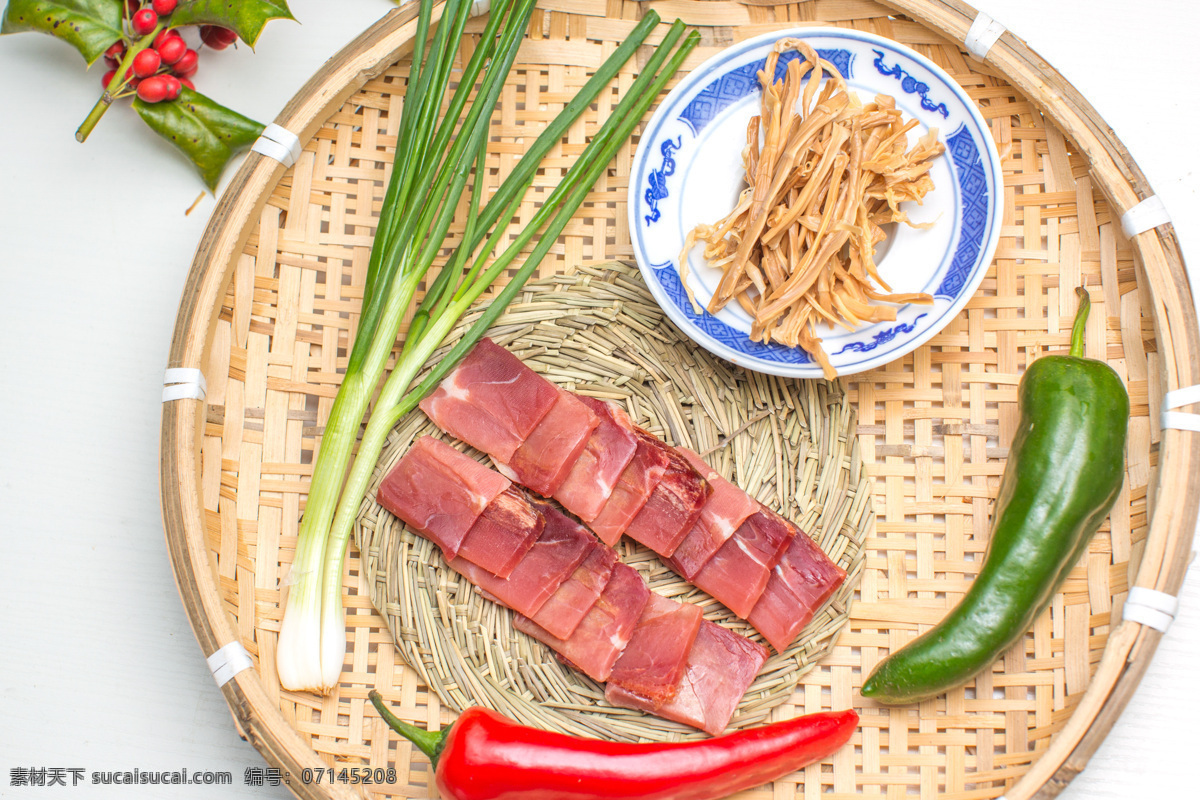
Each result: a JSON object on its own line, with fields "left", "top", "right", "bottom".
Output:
{"left": 861, "top": 288, "right": 1129, "bottom": 705}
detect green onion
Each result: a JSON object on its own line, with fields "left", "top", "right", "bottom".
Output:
{"left": 276, "top": 0, "right": 694, "bottom": 692}
{"left": 277, "top": 0, "right": 530, "bottom": 693}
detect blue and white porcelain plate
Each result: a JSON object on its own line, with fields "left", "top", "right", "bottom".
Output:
{"left": 628, "top": 28, "right": 1004, "bottom": 378}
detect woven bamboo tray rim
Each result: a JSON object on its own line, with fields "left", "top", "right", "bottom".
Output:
{"left": 157, "top": 2, "right": 1200, "bottom": 800}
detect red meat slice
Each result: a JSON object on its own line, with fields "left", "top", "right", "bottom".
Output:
{"left": 553, "top": 397, "right": 639, "bottom": 521}
{"left": 748, "top": 527, "right": 846, "bottom": 653}
{"left": 622, "top": 440, "right": 712, "bottom": 558}
{"left": 607, "top": 621, "right": 768, "bottom": 735}
{"left": 685, "top": 506, "right": 796, "bottom": 618}
{"left": 523, "top": 542, "right": 618, "bottom": 640}
{"left": 455, "top": 485, "right": 544, "bottom": 579}
{"left": 377, "top": 435, "right": 511, "bottom": 559}
{"left": 587, "top": 429, "right": 671, "bottom": 546}
{"left": 668, "top": 448, "right": 761, "bottom": 579}
{"left": 501, "top": 388, "right": 600, "bottom": 497}
{"left": 448, "top": 503, "right": 592, "bottom": 618}
{"left": 514, "top": 562, "right": 649, "bottom": 682}
{"left": 605, "top": 593, "right": 703, "bottom": 709}
{"left": 418, "top": 338, "right": 559, "bottom": 462}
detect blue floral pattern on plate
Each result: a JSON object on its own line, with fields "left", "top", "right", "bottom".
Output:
{"left": 834, "top": 314, "right": 929, "bottom": 355}
{"left": 628, "top": 28, "right": 1004, "bottom": 379}
{"left": 644, "top": 136, "right": 682, "bottom": 225}
{"left": 939, "top": 125, "right": 989, "bottom": 298}
{"left": 871, "top": 50, "right": 949, "bottom": 118}
{"left": 679, "top": 48, "right": 854, "bottom": 136}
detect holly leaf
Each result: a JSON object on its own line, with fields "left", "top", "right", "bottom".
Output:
{"left": 169, "top": 0, "right": 295, "bottom": 48}
{"left": 1, "top": 0, "right": 123, "bottom": 66}
{"left": 134, "top": 87, "right": 264, "bottom": 191}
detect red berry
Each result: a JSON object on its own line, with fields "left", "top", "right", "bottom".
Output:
{"left": 125, "top": 0, "right": 140, "bottom": 15}
{"left": 152, "top": 28, "right": 177, "bottom": 50}
{"left": 132, "top": 48, "right": 161, "bottom": 77}
{"left": 179, "top": 77, "right": 194, "bottom": 90}
{"left": 200, "top": 25, "right": 237, "bottom": 50}
{"left": 137, "top": 75, "right": 171, "bottom": 103}
{"left": 130, "top": 8, "right": 157, "bottom": 36}
{"left": 171, "top": 48, "right": 198, "bottom": 78}
{"left": 161, "top": 74, "right": 182, "bottom": 101}
{"left": 102, "top": 69, "right": 118, "bottom": 88}
{"left": 157, "top": 35, "right": 186, "bottom": 65}
{"left": 103, "top": 40, "right": 126, "bottom": 69}
{"left": 152, "top": 0, "right": 176, "bottom": 14}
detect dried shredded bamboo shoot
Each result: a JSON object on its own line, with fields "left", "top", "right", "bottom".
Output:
{"left": 679, "top": 39, "right": 944, "bottom": 378}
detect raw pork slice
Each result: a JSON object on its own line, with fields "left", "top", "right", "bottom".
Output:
{"left": 455, "top": 485, "right": 544, "bottom": 579}
{"left": 501, "top": 388, "right": 599, "bottom": 497}
{"left": 669, "top": 448, "right": 760, "bottom": 579}
{"left": 748, "top": 528, "right": 847, "bottom": 652}
{"left": 685, "top": 506, "right": 795, "bottom": 618}
{"left": 514, "top": 562, "right": 649, "bottom": 682}
{"left": 553, "top": 397, "right": 639, "bottom": 521}
{"left": 622, "top": 440, "right": 711, "bottom": 558}
{"left": 524, "top": 542, "right": 618, "bottom": 640}
{"left": 377, "top": 436, "right": 511, "bottom": 558}
{"left": 587, "top": 429, "right": 671, "bottom": 546}
{"left": 606, "top": 592, "right": 703, "bottom": 709}
{"left": 419, "top": 338, "right": 559, "bottom": 462}
{"left": 606, "top": 621, "right": 768, "bottom": 735}
{"left": 449, "top": 503, "right": 592, "bottom": 618}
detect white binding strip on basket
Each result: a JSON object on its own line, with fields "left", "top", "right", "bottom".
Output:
{"left": 206, "top": 641, "right": 255, "bottom": 687}
{"left": 1120, "top": 195, "right": 1172, "bottom": 237}
{"left": 1162, "top": 384, "right": 1200, "bottom": 432}
{"left": 1122, "top": 587, "right": 1180, "bottom": 633}
{"left": 162, "top": 367, "right": 207, "bottom": 402}
{"left": 964, "top": 11, "right": 1005, "bottom": 59}
{"left": 471, "top": 0, "right": 490, "bottom": 15}
{"left": 251, "top": 123, "right": 303, "bottom": 168}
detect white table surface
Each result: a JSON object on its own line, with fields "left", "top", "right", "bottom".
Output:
{"left": 1, "top": 1, "right": 1196, "bottom": 798}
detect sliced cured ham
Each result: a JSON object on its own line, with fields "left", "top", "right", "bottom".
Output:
{"left": 683, "top": 505, "right": 795, "bottom": 618}
{"left": 514, "top": 562, "right": 649, "bottom": 682}
{"left": 449, "top": 503, "right": 592, "bottom": 618}
{"left": 380, "top": 390, "right": 794, "bottom": 732}
{"left": 455, "top": 485, "right": 544, "bottom": 579}
{"left": 622, "top": 440, "right": 711, "bottom": 558}
{"left": 748, "top": 528, "right": 847, "bottom": 653}
{"left": 669, "top": 448, "right": 761, "bottom": 579}
{"left": 553, "top": 397, "right": 639, "bottom": 521}
{"left": 523, "top": 542, "right": 618, "bottom": 640}
{"left": 606, "top": 593, "right": 703, "bottom": 709}
{"left": 377, "top": 435, "right": 511, "bottom": 559}
{"left": 607, "top": 621, "right": 768, "bottom": 735}
{"left": 587, "top": 429, "right": 671, "bottom": 546}
{"left": 419, "top": 338, "right": 559, "bottom": 462}
{"left": 500, "top": 388, "right": 599, "bottom": 497}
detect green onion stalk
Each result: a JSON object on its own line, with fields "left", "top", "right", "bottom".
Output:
{"left": 277, "top": 0, "right": 528, "bottom": 693}
{"left": 277, "top": 0, "right": 695, "bottom": 692}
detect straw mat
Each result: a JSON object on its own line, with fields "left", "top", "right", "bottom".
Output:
{"left": 355, "top": 262, "right": 869, "bottom": 742}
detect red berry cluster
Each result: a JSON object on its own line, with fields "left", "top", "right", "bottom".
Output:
{"left": 101, "top": 1, "right": 238, "bottom": 104}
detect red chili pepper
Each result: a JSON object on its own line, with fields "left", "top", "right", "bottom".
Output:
{"left": 369, "top": 691, "right": 857, "bottom": 800}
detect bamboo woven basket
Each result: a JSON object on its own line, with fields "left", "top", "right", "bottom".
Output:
{"left": 159, "top": 1, "right": 1200, "bottom": 799}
